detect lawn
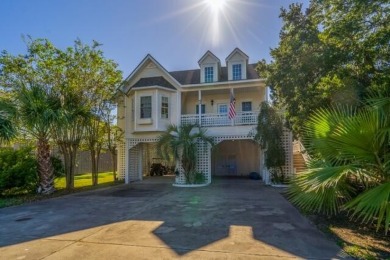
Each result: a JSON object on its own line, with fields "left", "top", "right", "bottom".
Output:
{"left": 0, "top": 172, "right": 122, "bottom": 208}
{"left": 54, "top": 171, "right": 116, "bottom": 189}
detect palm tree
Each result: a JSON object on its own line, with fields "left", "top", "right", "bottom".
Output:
{"left": 288, "top": 94, "right": 390, "bottom": 233}
{"left": 17, "top": 85, "right": 61, "bottom": 194}
{"left": 0, "top": 97, "right": 17, "bottom": 144}
{"left": 157, "top": 124, "right": 214, "bottom": 184}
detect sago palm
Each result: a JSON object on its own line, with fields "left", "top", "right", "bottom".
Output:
{"left": 17, "top": 85, "right": 61, "bottom": 194}
{"left": 157, "top": 124, "right": 214, "bottom": 184}
{"left": 288, "top": 96, "right": 390, "bottom": 233}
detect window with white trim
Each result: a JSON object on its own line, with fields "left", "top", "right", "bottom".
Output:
{"left": 242, "top": 101, "right": 252, "bottom": 112}
{"left": 140, "top": 96, "right": 152, "bottom": 119}
{"left": 218, "top": 104, "right": 228, "bottom": 114}
{"left": 232, "top": 64, "right": 242, "bottom": 80}
{"left": 205, "top": 66, "right": 214, "bottom": 83}
{"left": 161, "top": 96, "right": 169, "bottom": 119}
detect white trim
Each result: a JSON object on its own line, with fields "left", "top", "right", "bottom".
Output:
{"left": 198, "top": 50, "right": 221, "bottom": 65}
{"left": 225, "top": 48, "right": 249, "bottom": 62}
{"left": 121, "top": 54, "right": 181, "bottom": 94}
{"left": 131, "top": 85, "right": 177, "bottom": 93}
{"left": 155, "top": 89, "right": 158, "bottom": 129}
{"left": 173, "top": 183, "right": 210, "bottom": 188}
{"left": 181, "top": 78, "right": 265, "bottom": 89}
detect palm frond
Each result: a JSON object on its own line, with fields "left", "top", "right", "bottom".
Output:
{"left": 288, "top": 165, "right": 356, "bottom": 214}
{"left": 345, "top": 182, "right": 390, "bottom": 234}
{"left": 0, "top": 98, "right": 17, "bottom": 143}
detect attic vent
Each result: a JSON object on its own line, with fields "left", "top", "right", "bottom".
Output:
{"left": 146, "top": 62, "right": 156, "bottom": 69}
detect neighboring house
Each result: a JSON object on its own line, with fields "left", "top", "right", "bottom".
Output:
{"left": 116, "top": 48, "right": 293, "bottom": 184}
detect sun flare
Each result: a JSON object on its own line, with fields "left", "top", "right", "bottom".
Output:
{"left": 205, "top": 0, "right": 227, "bottom": 13}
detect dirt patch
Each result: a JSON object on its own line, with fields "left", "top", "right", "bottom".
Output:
{"left": 307, "top": 213, "right": 390, "bottom": 259}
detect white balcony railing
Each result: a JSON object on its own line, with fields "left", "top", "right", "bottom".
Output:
{"left": 181, "top": 111, "right": 259, "bottom": 127}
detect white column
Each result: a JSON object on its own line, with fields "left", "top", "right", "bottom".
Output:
{"left": 134, "top": 92, "right": 137, "bottom": 132}
{"left": 177, "top": 91, "right": 181, "bottom": 126}
{"left": 155, "top": 89, "right": 159, "bottom": 130}
{"left": 198, "top": 90, "right": 202, "bottom": 126}
{"left": 125, "top": 141, "right": 129, "bottom": 184}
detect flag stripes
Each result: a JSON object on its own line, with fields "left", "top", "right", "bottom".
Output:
{"left": 228, "top": 90, "right": 236, "bottom": 120}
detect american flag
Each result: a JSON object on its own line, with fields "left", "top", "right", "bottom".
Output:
{"left": 228, "top": 90, "right": 236, "bottom": 120}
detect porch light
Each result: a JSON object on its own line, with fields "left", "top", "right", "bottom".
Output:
{"left": 211, "top": 99, "right": 214, "bottom": 106}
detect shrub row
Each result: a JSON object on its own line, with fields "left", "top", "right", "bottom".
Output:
{"left": 0, "top": 147, "right": 64, "bottom": 194}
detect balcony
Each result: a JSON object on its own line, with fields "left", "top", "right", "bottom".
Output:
{"left": 181, "top": 111, "right": 259, "bottom": 127}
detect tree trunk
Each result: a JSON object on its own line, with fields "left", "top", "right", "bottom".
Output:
{"left": 37, "top": 138, "right": 55, "bottom": 194}
{"left": 110, "top": 149, "right": 117, "bottom": 182}
{"left": 91, "top": 149, "right": 97, "bottom": 186}
{"left": 60, "top": 142, "right": 77, "bottom": 191}
{"left": 90, "top": 147, "right": 101, "bottom": 186}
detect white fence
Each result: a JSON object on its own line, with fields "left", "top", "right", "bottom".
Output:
{"left": 181, "top": 111, "right": 259, "bottom": 127}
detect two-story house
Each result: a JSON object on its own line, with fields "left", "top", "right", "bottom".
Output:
{"left": 116, "top": 48, "right": 293, "bottom": 185}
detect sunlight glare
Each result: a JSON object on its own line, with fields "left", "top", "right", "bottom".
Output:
{"left": 205, "top": 0, "right": 227, "bottom": 14}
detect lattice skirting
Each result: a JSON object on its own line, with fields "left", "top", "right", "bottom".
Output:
{"left": 117, "top": 132, "right": 293, "bottom": 184}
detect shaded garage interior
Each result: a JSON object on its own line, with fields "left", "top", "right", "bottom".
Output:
{"left": 211, "top": 140, "right": 261, "bottom": 177}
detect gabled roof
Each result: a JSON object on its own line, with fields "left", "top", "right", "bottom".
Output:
{"left": 121, "top": 54, "right": 181, "bottom": 93}
{"left": 198, "top": 50, "right": 221, "bottom": 65}
{"left": 225, "top": 47, "right": 249, "bottom": 62}
{"left": 169, "top": 63, "right": 259, "bottom": 85}
{"left": 132, "top": 76, "right": 176, "bottom": 90}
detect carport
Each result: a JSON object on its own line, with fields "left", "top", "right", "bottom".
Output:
{"left": 211, "top": 139, "right": 261, "bottom": 177}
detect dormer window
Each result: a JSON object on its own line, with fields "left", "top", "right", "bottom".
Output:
{"left": 226, "top": 48, "right": 248, "bottom": 81}
{"left": 198, "top": 51, "right": 220, "bottom": 83}
{"left": 205, "top": 66, "right": 214, "bottom": 83}
{"left": 232, "top": 64, "right": 242, "bottom": 80}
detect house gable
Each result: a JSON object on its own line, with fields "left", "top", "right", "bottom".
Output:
{"left": 198, "top": 50, "right": 221, "bottom": 83}
{"left": 121, "top": 54, "right": 181, "bottom": 94}
{"left": 225, "top": 48, "right": 249, "bottom": 81}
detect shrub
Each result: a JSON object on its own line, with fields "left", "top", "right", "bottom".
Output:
{"left": 194, "top": 171, "right": 206, "bottom": 184}
{"left": 51, "top": 155, "right": 64, "bottom": 177}
{"left": 0, "top": 147, "right": 38, "bottom": 193}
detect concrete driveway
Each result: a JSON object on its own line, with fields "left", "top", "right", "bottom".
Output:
{"left": 0, "top": 177, "right": 349, "bottom": 259}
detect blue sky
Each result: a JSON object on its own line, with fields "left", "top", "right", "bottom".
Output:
{"left": 0, "top": 0, "right": 309, "bottom": 75}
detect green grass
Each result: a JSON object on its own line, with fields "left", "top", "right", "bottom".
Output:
{"left": 0, "top": 172, "right": 122, "bottom": 208}
{"left": 55, "top": 171, "right": 116, "bottom": 189}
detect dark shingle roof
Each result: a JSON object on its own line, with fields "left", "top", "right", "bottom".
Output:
{"left": 169, "top": 63, "right": 259, "bottom": 85}
{"left": 131, "top": 76, "right": 176, "bottom": 90}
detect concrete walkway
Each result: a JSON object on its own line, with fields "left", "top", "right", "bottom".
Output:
{"left": 0, "top": 177, "right": 349, "bottom": 259}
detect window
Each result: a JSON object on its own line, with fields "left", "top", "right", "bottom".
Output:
{"left": 140, "top": 96, "right": 152, "bottom": 119}
{"left": 204, "top": 66, "right": 214, "bottom": 83}
{"left": 196, "top": 104, "right": 206, "bottom": 114}
{"left": 242, "top": 101, "right": 252, "bottom": 112}
{"left": 232, "top": 64, "right": 242, "bottom": 80}
{"left": 218, "top": 104, "right": 228, "bottom": 114}
{"left": 161, "top": 96, "right": 169, "bottom": 119}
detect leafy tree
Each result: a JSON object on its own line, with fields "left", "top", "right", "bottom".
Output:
{"left": 288, "top": 92, "right": 390, "bottom": 234}
{"left": 103, "top": 117, "right": 124, "bottom": 182}
{"left": 258, "top": 1, "right": 389, "bottom": 136}
{"left": 157, "top": 124, "right": 214, "bottom": 184}
{"left": 0, "top": 92, "right": 17, "bottom": 144}
{"left": 0, "top": 37, "right": 122, "bottom": 191}
{"left": 70, "top": 40, "right": 122, "bottom": 186}
{"left": 0, "top": 38, "right": 63, "bottom": 194}
{"left": 53, "top": 92, "right": 88, "bottom": 190}
{"left": 254, "top": 102, "right": 286, "bottom": 183}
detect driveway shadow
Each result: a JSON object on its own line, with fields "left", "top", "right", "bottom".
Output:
{"left": 0, "top": 179, "right": 349, "bottom": 259}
